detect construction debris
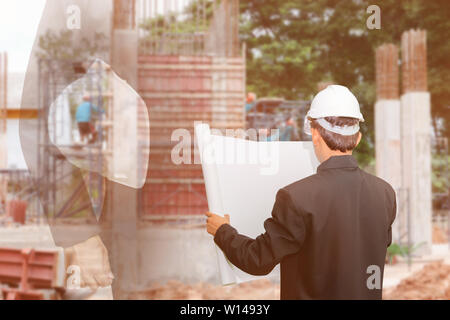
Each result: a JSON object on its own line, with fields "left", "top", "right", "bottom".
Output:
{"left": 384, "top": 261, "right": 450, "bottom": 300}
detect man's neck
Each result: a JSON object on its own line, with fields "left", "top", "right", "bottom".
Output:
{"left": 322, "top": 150, "right": 353, "bottom": 163}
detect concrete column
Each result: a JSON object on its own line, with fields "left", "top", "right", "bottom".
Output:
{"left": 108, "top": 0, "right": 139, "bottom": 298}
{"left": 400, "top": 29, "right": 432, "bottom": 253}
{"left": 374, "top": 44, "right": 402, "bottom": 243}
{"left": 112, "top": 0, "right": 138, "bottom": 89}
{"left": 111, "top": 30, "right": 138, "bottom": 89}
{"left": 206, "top": 0, "right": 241, "bottom": 57}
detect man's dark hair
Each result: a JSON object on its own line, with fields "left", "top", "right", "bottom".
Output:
{"left": 310, "top": 117, "right": 360, "bottom": 152}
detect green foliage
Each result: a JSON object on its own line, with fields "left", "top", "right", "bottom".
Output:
{"left": 240, "top": 0, "right": 450, "bottom": 167}
{"left": 37, "top": 30, "right": 107, "bottom": 62}
{"left": 432, "top": 154, "right": 450, "bottom": 193}
{"left": 140, "top": 0, "right": 217, "bottom": 36}
{"left": 139, "top": 0, "right": 219, "bottom": 54}
{"left": 387, "top": 242, "right": 425, "bottom": 264}
{"left": 36, "top": 30, "right": 108, "bottom": 84}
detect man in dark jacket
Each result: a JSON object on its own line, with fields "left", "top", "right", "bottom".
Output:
{"left": 206, "top": 85, "right": 396, "bottom": 300}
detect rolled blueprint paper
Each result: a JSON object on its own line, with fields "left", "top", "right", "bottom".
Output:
{"left": 195, "top": 124, "right": 237, "bottom": 285}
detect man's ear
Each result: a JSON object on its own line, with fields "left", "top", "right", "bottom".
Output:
{"left": 311, "top": 127, "right": 320, "bottom": 146}
{"left": 356, "top": 132, "right": 362, "bottom": 147}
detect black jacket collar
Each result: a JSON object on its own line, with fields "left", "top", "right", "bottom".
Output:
{"left": 317, "top": 155, "right": 359, "bottom": 172}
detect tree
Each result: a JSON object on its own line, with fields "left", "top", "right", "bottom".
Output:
{"left": 37, "top": 30, "right": 108, "bottom": 62}
{"left": 240, "top": 0, "right": 450, "bottom": 167}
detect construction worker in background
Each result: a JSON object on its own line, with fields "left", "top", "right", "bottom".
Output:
{"left": 75, "top": 93, "right": 103, "bottom": 144}
{"left": 206, "top": 85, "right": 396, "bottom": 300}
{"left": 266, "top": 117, "right": 300, "bottom": 141}
{"left": 245, "top": 92, "right": 257, "bottom": 112}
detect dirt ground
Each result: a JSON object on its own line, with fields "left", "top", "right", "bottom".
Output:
{"left": 129, "top": 261, "right": 450, "bottom": 300}
{"left": 383, "top": 261, "right": 450, "bottom": 300}
{"left": 1, "top": 223, "right": 448, "bottom": 300}
{"left": 433, "top": 225, "right": 448, "bottom": 244}
{"left": 128, "top": 279, "right": 280, "bottom": 300}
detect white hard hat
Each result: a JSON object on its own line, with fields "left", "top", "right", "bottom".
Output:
{"left": 304, "top": 85, "right": 364, "bottom": 136}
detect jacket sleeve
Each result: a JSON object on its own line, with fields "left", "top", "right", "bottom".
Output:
{"left": 213, "top": 188, "right": 307, "bottom": 276}
{"left": 387, "top": 190, "right": 397, "bottom": 247}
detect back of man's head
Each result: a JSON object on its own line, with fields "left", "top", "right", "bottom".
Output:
{"left": 304, "top": 85, "right": 364, "bottom": 153}
{"left": 310, "top": 117, "right": 360, "bottom": 152}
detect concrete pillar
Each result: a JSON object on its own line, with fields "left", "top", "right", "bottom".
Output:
{"left": 374, "top": 44, "right": 402, "bottom": 243}
{"left": 400, "top": 29, "right": 432, "bottom": 253}
{"left": 206, "top": 0, "right": 241, "bottom": 57}
{"left": 108, "top": 0, "right": 139, "bottom": 298}
{"left": 111, "top": 0, "right": 138, "bottom": 89}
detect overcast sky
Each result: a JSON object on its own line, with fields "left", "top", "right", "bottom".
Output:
{"left": 0, "top": 0, "right": 46, "bottom": 73}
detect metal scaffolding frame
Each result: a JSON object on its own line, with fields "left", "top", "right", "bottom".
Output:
{"left": 36, "top": 59, "right": 113, "bottom": 221}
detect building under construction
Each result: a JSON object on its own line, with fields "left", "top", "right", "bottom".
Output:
{"left": 33, "top": 0, "right": 244, "bottom": 224}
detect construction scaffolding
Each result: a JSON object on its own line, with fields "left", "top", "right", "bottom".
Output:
{"left": 23, "top": 0, "right": 244, "bottom": 225}
{"left": 36, "top": 59, "right": 114, "bottom": 220}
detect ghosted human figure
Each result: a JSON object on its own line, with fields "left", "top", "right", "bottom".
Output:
{"left": 20, "top": 0, "right": 149, "bottom": 299}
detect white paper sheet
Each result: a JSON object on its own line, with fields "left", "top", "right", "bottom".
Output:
{"left": 195, "top": 124, "right": 319, "bottom": 285}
